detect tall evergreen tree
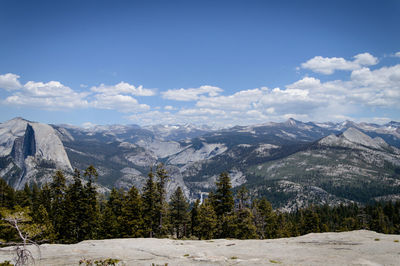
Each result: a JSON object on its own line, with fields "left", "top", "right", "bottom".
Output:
{"left": 49, "top": 170, "right": 67, "bottom": 240}
{"left": 82, "top": 166, "right": 100, "bottom": 240}
{"left": 155, "top": 164, "right": 169, "bottom": 236}
{"left": 232, "top": 208, "right": 257, "bottom": 239}
{"left": 63, "top": 169, "right": 85, "bottom": 242}
{"left": 169, "top": 187, "right": 189, "bottom": 238}
{"left": 120, "top": 186, "right": 144, "bottom": 237}
{"left": 142, "top": 169, "right": 157, "bottom": 237}
{"left": 194, "top": 199, "right": 217, "bottom": 240}
{"left": 252, "top": 198, "right": 277, "bottom": 239}
{"left": 236, "top": 186, "right": 250, "bottom": 210}
{"left": 211, "top": 172, "right": 234, "bottom": 217}
{"left": 99, "top": 188, "right": 125, "bottom": 239}
{"left": 0, "top": 177, "right": 15, "bottom": 208}
{"left": 210, "top": 172, "right": 234, "bottom": 238}
{"left": 190, "top": 199, "right": 200, "bottom": 237}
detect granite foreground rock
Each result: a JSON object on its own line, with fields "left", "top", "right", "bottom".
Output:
{"left": 0, "top": 230, "right": 399, "bottom": 265}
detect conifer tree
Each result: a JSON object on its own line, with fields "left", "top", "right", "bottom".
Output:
{"left": 210, "top": 172, "right": 234, "bottom": 238}
{"left": 14, "top": 183, "right": 32, "bottom": 207}
{"left": 142, "top": 169, "right": 157, "bottom": 237}
{"left": 0, "top": 177, "right": 15, "bottom": 208}
{"left": 155, "top": 164, "right": 169, "bottom": 236}
{"left": 211, "top": 172, "right": 234, "bottom": 217}
{"left": 82, "top": 166, "right": 100, "bottom": 240}
{"left": 236, "top": 186, "right": 250, "bottom": 210}
{"left": 63, "top": 169, "right": 85, "bottom": 242}
{"left": 31, "top": 182, "right": 40, "bottom": 215}
{"left": 232, "top": 208, "right": 257, "bottom": 239}
{"left": 253, "top": 198, "right": 277, "bottom": 239}
{"left": 120, "top": 186, "right": 144, "bottom": 237}
{"left": 39, "top": 183, "right": 51, "bottom": 214}
{"left": 169, "top": 187, "right": 189, "bottom": 238}
{"left": 49, "top": 170, "right": 67, "bottom": 240}
{"left": 194, "top": 199, "right": 217, "bottom": 240}
{"left": 190, "top": 199, "right": 200, "bottom": 237}
{"left": 99, "top": 188, "right": 124, "bottom": 239}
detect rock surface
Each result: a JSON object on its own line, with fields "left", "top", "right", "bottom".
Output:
{"left": 0, "top": 230, "right": 399, "bottom": 265}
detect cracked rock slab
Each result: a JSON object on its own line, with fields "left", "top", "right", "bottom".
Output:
{"left": 0, "top": 230, "right": 399, "bottom": 265}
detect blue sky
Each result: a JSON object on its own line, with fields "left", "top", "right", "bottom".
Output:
{"left": 0, "top": 0, "right": 399, "bottom": 127}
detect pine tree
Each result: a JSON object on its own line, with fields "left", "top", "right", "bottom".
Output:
{"left": 155, "top": 164, "right": 169, "bottom": 237}
{"left": 81, "top": 166, "right": 100, "bottom": 240}
{"left": 211, "top": 172, "right": 234, "bottom": 217}
{"left": 49, "top": 170, "right": 67, "bottom": 240}
{"left": 99, "top": 188, "right": 124, "bottom": 239}
{"left": 194, "top": 199, "right": 217, "bottom": 240}
{"left": 63, "top": 169, "right": 85, "bottom": 242}
{"left": 169, "top": 187, "right": 189, "bottom": 238}
{"left": 190, "top": 199, "right": 200, "bottom": 237}
{"left": 142, "top": 169, "right": 157, "bottom": 237}
{"left": 120, "top": 186, "right": 144, "bottom": 237}
{"left": 210, "top": 172, "right": 234, "bottom": 238}
{"left": 236, "top": 186, "right": 250, "bottom": 210}
{"left": 0, "top": 177, "right": 15, "bottom": 208}
{"left": 232, "top": 208, "right": 257, "bottom": 239}
{"left": 253, "top": 197, "right": 277, "bottom": 239}
{"left": 31, "top": 182, "right": 40, "bottom": 215}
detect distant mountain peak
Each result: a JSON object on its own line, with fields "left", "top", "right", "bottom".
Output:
{"left": 319, "top": 127, "right": 388, "bottom": 150}
{"left": 284, "top": 118, "right": 300, "bottom": 127}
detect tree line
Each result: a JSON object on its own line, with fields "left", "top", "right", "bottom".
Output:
{"left": 1, "top": 165, "right": 400, "bottom": 245}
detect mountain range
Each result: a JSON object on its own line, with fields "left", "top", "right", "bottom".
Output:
{"left": 1, "top": 117, "right": 399, "bottom": 211}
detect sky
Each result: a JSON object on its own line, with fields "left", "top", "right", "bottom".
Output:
{"left": 0, "top": 0, "right": 399, "bottom": 127}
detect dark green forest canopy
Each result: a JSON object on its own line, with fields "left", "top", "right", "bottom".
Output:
{"left": 1, "top": 167, "right": 399, "bottom": 245}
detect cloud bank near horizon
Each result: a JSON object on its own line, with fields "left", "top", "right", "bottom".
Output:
{"left": 1, "top": 52, "right": 399, "bottom": 126}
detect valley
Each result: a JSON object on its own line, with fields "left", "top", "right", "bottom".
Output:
{"left": 1, "top": 117, "right": 400, "bottom": 210}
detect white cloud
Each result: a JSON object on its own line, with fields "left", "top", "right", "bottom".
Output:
{"left": 92, "top": 93, "right": 150, "bottom": 112}
{"left": 4, "top": 80, "right": 89, "bottom": 109}
{"left": 82, "top": 122, "right": 96, "bottom": 128}
{"left": 395, "top": 52, "right": 400, "bottom": 58}
{"left": 196, "top": 88, "right": 264, "bottom": 110}
{"left": 155, "top": 63, "right": 400, "bottom": 126}
{"left": 162, "top": 85, "right": 223, "bottom": 101}
{"left": 164, "top": 105, "right": 176, "bottom": 110}
{"left": 91, "top": 82, "right": 155, "bottom": 96}
{"left": 301, "top": 53, "right": 378, "bottom": 74}
{"left": 1, "top": 74, "right": 150, "bottom": 113}
{"left": 0, "top": 73, "right": 22, "bottom": 91}
{"left": 179, "top": 108, "right": 226, "bottom": 116}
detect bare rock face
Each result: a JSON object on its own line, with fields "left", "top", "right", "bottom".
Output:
{"left": 0, "top": 118, "right": 72, "bottom": 189}
{"left": 0, "top": 230, "right": 399, "bottom": 265}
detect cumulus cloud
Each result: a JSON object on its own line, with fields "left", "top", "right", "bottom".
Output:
{"left": 162, "top": 85, "right": 223, "bottom": 101}
{"left": 196, "top": 88, "right": 264, "bottom": 110}
{"left": 0, "top": 73, "right": 151, "bottom": 113}
{"left": 4, "top": 80, "right": 89, "bottom": 109}
{"left": 91, "top": 82, "right": 155, "bottom": 96}
{"left": 155, "top": 62, "right": 400, "bottom": 125}
{"left": 92, "top": 93, "right": 149, "bottom": 112}
{"left": 0, "top": 73, "right": 22, "bottom": 91}
{"left": 395, "top": 52, "right": 400, "bottom": 58}
{"left": 301, "top": 53, "right": 378, "bottom": 74}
